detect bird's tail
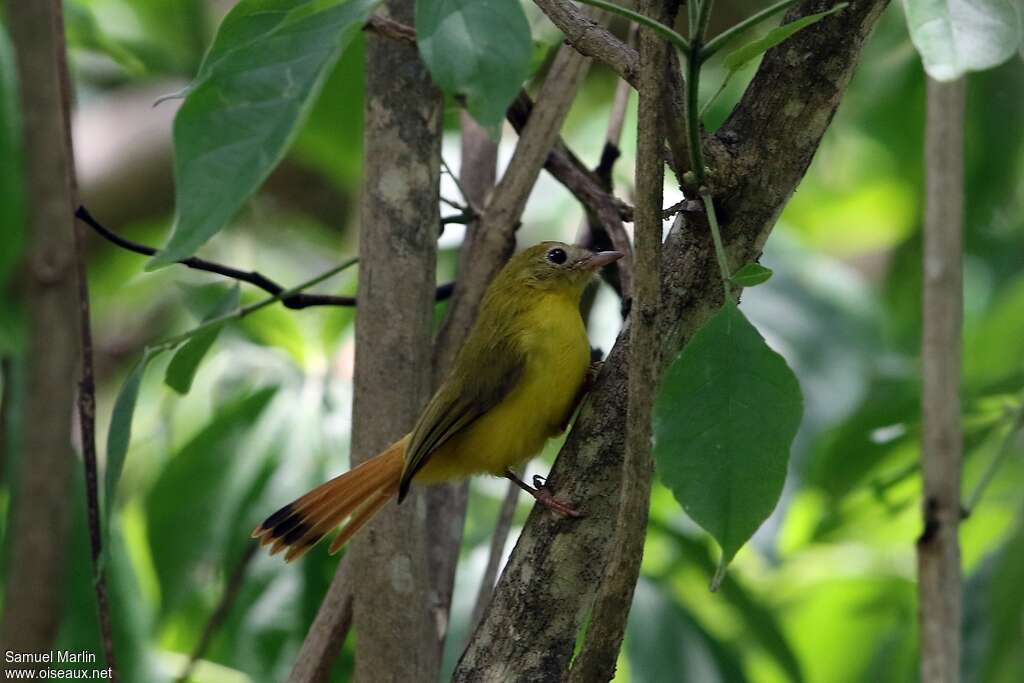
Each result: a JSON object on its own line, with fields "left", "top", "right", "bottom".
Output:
{"left": 251, "top": 437, "right": 406, "bottom": 562}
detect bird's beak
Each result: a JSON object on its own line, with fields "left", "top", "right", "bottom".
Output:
{"left": 584, "top": 250, "right": 624, "bottom": 270}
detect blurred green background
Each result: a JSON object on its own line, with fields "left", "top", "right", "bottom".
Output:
{"left": 1, "top": 1, "right": 1022, "bottom": 681}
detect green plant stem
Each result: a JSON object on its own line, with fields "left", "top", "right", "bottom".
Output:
{"left": 700, "top": 0, "right": 800, "bottom": 58}
{"left": 699, "top": 188, "right": 731, "bottom": 299}
{"left": 575, "top": 0, "right": 691, "bottom": 54}
{"left": 685, "top": 0, "right": 715, "bottom": 181}
{"left": 964, "top": 397, "right": 1024, "bottom": 513}
{"left": 151, "top": 258, "right": 359, "bottom": 352}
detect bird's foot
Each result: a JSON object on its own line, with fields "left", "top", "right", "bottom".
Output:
{"left": 504, "top": 469, "right": 583, "bottom": 517}
{"left": 528, "top": 475, "right": 583, "bottom": 518}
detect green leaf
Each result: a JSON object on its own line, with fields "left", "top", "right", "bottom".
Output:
{"left": 149, "top": 0, "right": 380, "bottom": 268}
{"left": 65, "top": 2, "right": 147, "bottom": 75}
{"left": 145, "top": 387, "right": 277, "bottom": 616}
{"left": 653, "top": 301, "right": 803, "bottom": 585}
{"left": 416, "top": 0, "right": 532, "bottom": 135}
{"left": 164, "top": 284, "right": 240, "bottom": 394}
{"left": 902, "top": 0, "right": 1022, "bottom": 81}
{"left": 730, "top": 262, "right": 773, "bottom": 287}
{"left": 105, "top": 350, "right": 160, "bottom": 530}
{"left": 723, "top": 4, "right": 848, "bottom": 73}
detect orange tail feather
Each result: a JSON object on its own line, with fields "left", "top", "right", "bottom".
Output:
{"left": 252, "top": 437, "right": 405, "bottom": 562}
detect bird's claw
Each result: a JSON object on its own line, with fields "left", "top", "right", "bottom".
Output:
{"left": 530, "top": 475, "right": 582, "bottom": 518}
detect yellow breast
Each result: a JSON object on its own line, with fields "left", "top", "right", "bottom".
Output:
{"left": 415, "top": 294, "right": 590, "bottom": 481}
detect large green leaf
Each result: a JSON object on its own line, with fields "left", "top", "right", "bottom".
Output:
{"left": 416, "top": 0, "right": 532, "bottom": 134}
{"left": 149, "top": 0, "right": 379, "bottom": 267}
{"left": 654, "top": 301, "right": 803, "bottom": 583}
{"left": 901, "top": 0, "right": 1022, "bottom": 81}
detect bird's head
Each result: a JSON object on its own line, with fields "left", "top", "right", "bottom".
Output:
{"left": 499, "top": 241, "right": 623, "bottom": 298}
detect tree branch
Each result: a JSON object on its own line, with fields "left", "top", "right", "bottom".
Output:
{"left": 532, "top": 0, "right": 703, "bottom": 182}
{"left": 534, "top": 0, "right": 639, "bottom": 84}
{"left": 565, "top": 0, "right": 668, "bottom": 678}
{"left": 455, "top": 0, "right": 889, "bottom": 677}
{"left": 75, "top": 206, "right": 454, "bottom": 309}
{"left": 917, "top": 75, "right": 965, "bottom": 683}
{"left": 286, "top": 560, "right": 354, "bottom": 683}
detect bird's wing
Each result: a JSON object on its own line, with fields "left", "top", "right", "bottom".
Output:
{"left": 398, "top": 336, "right": 525, "bottom": 501}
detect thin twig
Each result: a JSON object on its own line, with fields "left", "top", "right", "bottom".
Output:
{"left": 56, "top": 3, "right": 119, "bottom": 678}
{"left": 441, "top": 156, "right": 478, "bottom": 214}
{"left": 917, "top": 76, "right": 965, "bottom": 683}
{"left": 75, "top": 206, "right": 455, "bottom": 309}
{"left": 468, "top": 472, "right": 522, "bottom": 634}
{"left": 175, "top": 545, "right": 257, "bottom": 683}
{"left": 150, "top": 259, "right": 360, "bottom": 353}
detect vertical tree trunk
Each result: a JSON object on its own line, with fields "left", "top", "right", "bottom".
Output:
{"left": 0, "top": 0, "right": 78, "bottom": 669}
{"left": 348, "top": 1, "right": 444, "bottom": 680}
{"left": 917, "top": 76, "right": 965, "bottom": 683}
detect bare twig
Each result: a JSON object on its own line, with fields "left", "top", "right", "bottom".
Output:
{"left": 75, "top": 206, "right": 455, "bottom": 308}
{"left": 175, "top": 545, "right": 257, "bottom": 683}
{"left": 917, "top": 76, "right": 965, "bottom": 683}
{"left": 56, "top": 5, "right": 119, "bottom": 678}
{"left": 566, "top": 2, "right": 668, "bottom": 678}
{"left": 533, "top": 0, "right": 639, "bottom": 84}
{"left": 0, "top": 0, "right": 80, "bottom": 671}
{"left": 468, "top": 470, "right": 522, "bottom": 634}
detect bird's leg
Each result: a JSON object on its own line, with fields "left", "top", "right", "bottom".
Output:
{"left": 504, "top": 469, "right": 582, "bottom": 518}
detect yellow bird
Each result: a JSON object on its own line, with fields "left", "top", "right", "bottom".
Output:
{"left": 252, "top": 242, "right": 622, "bottom": 561}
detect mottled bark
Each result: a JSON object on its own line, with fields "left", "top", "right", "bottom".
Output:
{"left": 917, "top": 76, "right": 964, "bottom": 683}
{"left": 288, "top": 2, "right": 443, "bottom": 681}
{"left": 347, "top": 0, "right": 443, "bottom": 679}
{"left": 455, "top": 1, "right": 889, "bottom": 679}
{"left": 0, "top": 0, "right": 79, "bottom": 669}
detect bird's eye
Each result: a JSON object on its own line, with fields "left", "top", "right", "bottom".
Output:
{"left": 546, "top": 248, "right": 567, "bottom": 265}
